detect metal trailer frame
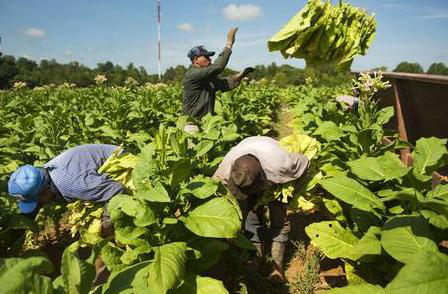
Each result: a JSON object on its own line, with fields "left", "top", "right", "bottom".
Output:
{"left": 375, "top": 72, "right": 448, "bottom": 180}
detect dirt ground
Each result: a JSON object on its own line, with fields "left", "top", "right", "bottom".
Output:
{"left": 285, "top": 212, "right": 347, "bottom": 294}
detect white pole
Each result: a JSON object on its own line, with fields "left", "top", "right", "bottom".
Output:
{"left": 157, "top": 0, "right": 161, "bottom": 81}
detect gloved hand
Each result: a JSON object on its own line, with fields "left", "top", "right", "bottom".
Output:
{"left": 235, "top": 67, "right": 255, "bottom": 80}
{"left": 226, "top": 27, "right": 238, "bottom": 48}
{"left": 240, "top": 67, "right": 255, "bottom": 78}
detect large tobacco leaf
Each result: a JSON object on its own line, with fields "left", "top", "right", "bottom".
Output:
{"left": 305, "top": 221, "right": 381, "bottom": 260}
{"left": 319, "top": 175, "right": 385, "bottom": 213}
{"left": 381, "top": 216, "right": 438, "bottom": 264}
{"left": 184, "top": 197, "right": 241, "bottom": 238}
{"left": 145, "top": 242, "right": 187, "bottom": 294}
{"left": 385, "top": 251, "right": 448, "bottom": 294}
{"left": 412, "top": 137, "right": 448, "bottom": 182}
{"left": 0, "top": 256, "right": 54, "bottom": 294}
{"left": 268, "top": 0, "right": 376, "bottom": 70}
{"left": 348, "top": 152, "right": 410, "bottom": 182}
{"left": 60, "top": 248, "right": 96, "bottom": 294}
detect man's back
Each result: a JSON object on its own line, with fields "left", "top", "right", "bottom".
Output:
{"left": 214, "top": 136, "right": 310, "bottom": 185}
{"left": 44, "top": 144, "right": 123, "bottom": 202}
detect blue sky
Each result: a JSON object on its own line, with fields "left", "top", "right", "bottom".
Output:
{"left": 1, "top": 0, "right": 447, "bottom": 73}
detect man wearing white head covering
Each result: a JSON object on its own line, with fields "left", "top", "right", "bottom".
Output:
{"left": 214, "top": 136, "right": 310, "bottom": 282}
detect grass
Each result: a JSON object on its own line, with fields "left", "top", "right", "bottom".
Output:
{"left": 287, "top": 241, "right": 324, "bottom": 294}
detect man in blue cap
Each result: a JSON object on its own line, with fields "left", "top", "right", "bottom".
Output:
{"left": 8, "top": 144, "right": 124, "bottom": 217}
{"left": 182, "top": 27, "right": 254, "bottom": 127}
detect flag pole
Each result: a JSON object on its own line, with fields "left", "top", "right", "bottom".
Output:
{"left": 157, "top": 0, "right": 161, "bottom": 81}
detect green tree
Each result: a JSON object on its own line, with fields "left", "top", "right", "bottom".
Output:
{"left": 427, "top": 63, "right": 448, "bottom": 76}
{"left": 163, "top": 65, "right": 187, "bottom": 83}
{"left": 97, "top": 61, "right": 114, "bottom": 74}
{"left": 14, "top": 57, "right": 39, "bottom": 87}
{"left": 370, "top": 66, "right": 388, "bottom": 72}
{"left": 393, "top": 62, "right": 424, "bottom": 74}
{"left": 0, "top": 55, "right": 18, "bottom": 88}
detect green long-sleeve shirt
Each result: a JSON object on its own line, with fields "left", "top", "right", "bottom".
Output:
{"left": 182, "top": 47, "right": 239, "bottom": 119}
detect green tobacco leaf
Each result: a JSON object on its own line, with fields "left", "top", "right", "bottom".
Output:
{"left": 322, "top": 198, "right": 346, "bottom": 222}
{"left": 0, "top": 256, "right": 54, "bottom": 294}
{"left": 386, "top": 251, "right": 448, "bottom": 294}
{"left": 348, "top": 156, "right": 385, "bottom": 181}
{"left": 60, "top": 248, "right": 96, "bottom": 294}
{"left": 320, "top": 163, "right": 347, "bottom": 177}
{"left": 102, "top": 261, "right": 150, "bottom": 294}
{"left": 376, "top": 106, "right": 394, "bottom": 126}
{"left": 134, "top": 204, "right": 157, "bottom": 227}
{"left": 319, "top": 176, "right": 385, "bottom": 213}
{"left": 313, "top": 121, "right": 344, "bottom": 141}
{"left": 343, "top": 261, "right": 367, "bottom": 285}
{"left": 412, "top": 137, "right": 448, "bottom": 182}
{"left": 4, "top": 213, "right": 38, "bottom": 233}
{"left": 305, "top": 221, "right": 359, "bottom": 260}
{"left": 108, "top": 195, "right": 157, "bottom": 227}
{"left": 348, "top": 152, "right": 410, "bottom": 182}
{"left": 146, "top": 242, "right": 187, "bottom": 294}
{"left": 138, "top": 182, "right": 171, "bottom": 203}
{"left": 173, "top": 274, "right": 229, "bottom": 294}
{"left": 114, "top": 223, "right": 148, "bottom": 246}
{"left": 169, "top": 158, "right": 192, "bottom": 186}
{"left": 186, "top": 175, "right": 219, "bottom": 199}
{"left": 101, "top": 243, "right": 125, "bottom": 272}
{"left": 381, "top": 216, "right": 438, "bottom": 263}
{"left": 427, "top": 184, "right": 448, "bottom": 200}
{"left": 120, "top": 245, "right": 151, "bottom": 265}
{"left": 380, "top": 152, "right": 411, "bottom": 180}
{"left": 132, "top": 145, "right": 157, "bottom": 191}
{"left": 327, "top": 284, "right": 386, "bottom": 294}
{"left": 420, "top": 209, "right": 448, "bottom": 230}
{"left": 230, "top": 233, "right": 256, "bottom": 250}
{"left": 349, "top": 227, "right": 382, "bottom": 260}
{"left": 99, "top": 125, "right": 121, "bottom": 139}
{"left": 201, "top": 114, "right": 223, "bottom": 134}
{"left": 188, "top": 238, "right": 229, "bottom": 272}
{"left": 351, "top": 209, "right": 381, "bottom": 234}
{"left": 184, "top": 197, "right": 241, "bottom": 238}
{"left": 194, "top": 140, "right": 214, "bottom": 157}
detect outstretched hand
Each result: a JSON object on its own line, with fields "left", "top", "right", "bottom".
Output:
{"left": 236, "top": 67, "right": 255, "bottom": 81}
{"left": 241, "top": 67, "right": 255, "bottom": 77}
{"left": 226, "top": 27, "right": 238, "bottom": 48}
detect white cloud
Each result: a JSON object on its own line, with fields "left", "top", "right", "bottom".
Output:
{"left": 177, "top": 23, "right": 195, "bottom": 32}
{"left": 222, "top": 4, "right": 262, "bottom": 21}
{"left": 24, "top": 27, "right": 46, "bottom": 38}
{"left": 22, "top": 54, "right": 34, "bottom": 60}
{"left": 417, "top": 13, "right": 448, "bottom": 19}
{"left": 65, "top": 50, "right": 73, "bottom": 56}
{"left": 416, "top": 7, "right": 448, "bottom": 19}
{"left": 383, "top": 4, "right": 406, "bottom": 9}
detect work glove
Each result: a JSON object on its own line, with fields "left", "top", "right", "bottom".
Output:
{"left": 226, "top": 27, "right": 238, "bottom": 48}
{"left": 236, "top": 67, "right": 255, "bottom": 80}
{"left": 240, "top": 67, "right": 255, "bottom": 78}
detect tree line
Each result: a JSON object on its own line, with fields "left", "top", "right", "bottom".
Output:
{"left": 0, "top": 50, "right": 447, "bottom": 89}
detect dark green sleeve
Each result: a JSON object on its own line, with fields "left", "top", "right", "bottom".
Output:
{"left": 188, "top": 47, "right": 232, "bottom": 81}
{"left": 211, "top": 76, "right": 240, "bottom": 92}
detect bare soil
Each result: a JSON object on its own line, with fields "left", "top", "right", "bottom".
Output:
{"left": 285, "top": 212, "right": 347, "bottom": 294}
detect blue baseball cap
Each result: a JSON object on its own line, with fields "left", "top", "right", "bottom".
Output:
{"left": 187, "top": 46, "right": 215, "bottom": 61}
{"left": 8, "top": 165, "right": 45, "bottom": 214}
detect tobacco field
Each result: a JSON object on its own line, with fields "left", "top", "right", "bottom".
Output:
{"left": 0, "top": 73, "right": 447, "bottom": 294}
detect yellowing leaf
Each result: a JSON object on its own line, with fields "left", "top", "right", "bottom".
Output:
{"left": 279, "top": 131, "right": 320, "bottom": 160}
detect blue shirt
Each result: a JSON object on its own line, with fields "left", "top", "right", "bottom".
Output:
{"left": 44, "top": 144, "right": 124, "bottom": 203}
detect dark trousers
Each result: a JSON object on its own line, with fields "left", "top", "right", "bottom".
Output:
{"left": 243, "top": 200, "right": 290, "bottom": 244}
